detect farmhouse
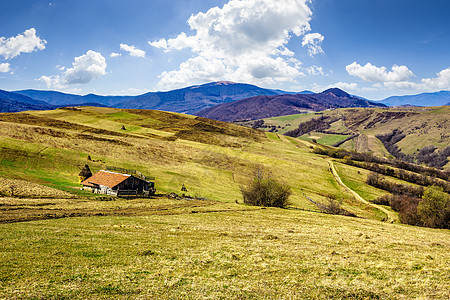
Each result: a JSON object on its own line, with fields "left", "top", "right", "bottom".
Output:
{"left": 81, "top": 170, "right": 155, "bottom": 197}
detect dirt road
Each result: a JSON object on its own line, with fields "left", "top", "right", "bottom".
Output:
{"left": 327, "top": 159, "right": 397, "bottom": 223}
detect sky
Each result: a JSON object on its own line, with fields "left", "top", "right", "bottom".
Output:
{"left": 1, "top": 0, "right": 449, "bottom": 100}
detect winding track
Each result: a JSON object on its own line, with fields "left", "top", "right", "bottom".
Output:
{"left": 327, "top": 159, "right": 397, "bottom": 223}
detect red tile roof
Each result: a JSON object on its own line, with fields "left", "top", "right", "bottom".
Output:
{"left": 81, "top": 170, "right": 130, "bottom": 188}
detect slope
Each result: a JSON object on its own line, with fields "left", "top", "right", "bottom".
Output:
{"left": 0, "top": 106, "right": 393, "bottom": 220}
{"left": 381, "top": 90, "right": 450, "bottom": 106}
{"left": 15, "top": 89, "right": 131, "bottom": 107}
{"left": 196, "top": 88, "right": 385, "bottom": 122}
{"left": 112, "top": 81, "right": 281, "bottom": 114}
{"left": 1, "top": 107, "right": 449, "bottom": 299}
{"left": 0, "top": 89, "right": 54, "bottom": 113}
{"left": 15, "top": 82, "right": 283, "bottom": 114}
{"left": 243, "top": 106, "right": 450, "bottom": 170}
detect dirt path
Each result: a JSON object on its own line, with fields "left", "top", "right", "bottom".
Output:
{"left": 327, "top": 159, "right": 397, "bottom": 223}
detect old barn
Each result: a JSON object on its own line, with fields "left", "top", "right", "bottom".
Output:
{"left": 81, "top": 170, "right": 155, "bottom": 197}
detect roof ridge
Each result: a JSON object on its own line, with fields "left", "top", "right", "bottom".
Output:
{"left": 99, "top": 170, "right": 131, "bottom": 177}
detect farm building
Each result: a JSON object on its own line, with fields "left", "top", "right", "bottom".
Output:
{"left": 81, "top": 170, "right": 155, "bottom": 197}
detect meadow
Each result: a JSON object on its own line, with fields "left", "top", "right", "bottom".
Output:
{"left": 0, "top": 106, "right": 449, "bottom": 299}
{"left": 1, "top": 200, "right": 449, "bottom": 299}
{"left": 250, "top": 106, "right": 450, "bottom": 169}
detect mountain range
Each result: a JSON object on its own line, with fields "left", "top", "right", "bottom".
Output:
{"left": 196, "top": 88, "right": 385, "bottom": 122}
{"left": 380, "top": 91, "right": 450, "bottom": 106}
{"left": 1, "top": 82, "right": 448, "bottom": 116}
{"left": 0, "top": 90, "right": 55, "bottom": 113}
{"left": 14, "top": 82, "right": 284, "bottom": 115}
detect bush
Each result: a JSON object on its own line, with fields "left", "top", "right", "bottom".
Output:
{"left": 417, "top": 186, "right": 450, "bottom": 229}
{"left": 366, "top": 172, "right": 424, "bottom": 198}
{"left": 319, "top": 196, "right": 357, "bottom": 217}
{"left": 241, "top": 168, "right": 291, "bottom": 208}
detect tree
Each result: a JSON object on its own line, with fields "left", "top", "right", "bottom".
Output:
{"left": 241, "top": 167, "right": 291, "bottom": 208}
{"left": 78, "top": 164, "right": 93, "bottom": 183}
{"left": 417, "top": 186, "right": 450, "bottom": 229}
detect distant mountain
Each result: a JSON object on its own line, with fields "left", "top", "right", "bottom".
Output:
{"left": 15, "top": 89, "right": 132, "bottom": 106}
{"left": 14, "top": 82, "right": 282, "bottom": 114}
{"left": 269, "top": 89, "right": 314, "bottom": 95}
{"left": 196, "top": 88, "right": 385, "bottom": 122}
{"left": 0, "top": 89, "right": 55, "bottom": 113}
{"left": 380, "top": 91, "right": 450, "bottom": 106}
{"left": 112, "top": 81, "right": 281, "bottom": 114}
{"left": 299, "top": 90, "right": 315, "bottom": 95}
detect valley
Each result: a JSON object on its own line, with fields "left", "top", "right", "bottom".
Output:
{"left": 0, "top": 106, "right": 448, "bottom": 299}
{"left": 238, "top": 106, "right": 450, "bottom": 171}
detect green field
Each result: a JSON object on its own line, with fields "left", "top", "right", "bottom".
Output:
{"left": 0, "top": 107, "right": 449, "bottom": 299}
{"left": 244, "top": 106, "right": 450, "bottom": 169}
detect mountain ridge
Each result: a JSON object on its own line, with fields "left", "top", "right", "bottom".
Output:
{"left": 379, "top": 90, "right": 450, "bottom": 106}
{"left": 5, "top": 82, "right": 449, "bottom": 115}
{"left": 196, "top": 88, "right": 385, "bottom": 122}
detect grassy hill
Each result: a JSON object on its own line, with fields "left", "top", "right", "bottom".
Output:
{"left": 0, "top": 107, "right": 449, "bottom": 298}
{"left": 238, "top": 106, "right": 450, "bottom": 170}
{"left": 0, "top": 106, "right": 393, "bottom": 216}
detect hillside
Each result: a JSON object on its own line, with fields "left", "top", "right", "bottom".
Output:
{"left": 112, "top": 81, "right": 283, "bottom": 114}
{"left": 15, "top": 89, "right": 131, "bottom": 107}
{"left": 196, "top": 88, "right": 385, "bottom": 122}
{"left": 0, "top": 106, "right": 389, "bottom": 216}
{"left": 381, "top": 90, "right": 450, "bottom": 106}
{"left": 240, "top": 106, "right": 450, "bottom": 170}
{"left": 15, "top": 82, "right": 283, "bottom": 114}
{"left": 0, "top": 89, "right": 54, "bottom": 113}
{"left": 0, "top": 107, "right": 449, "bottom": 298}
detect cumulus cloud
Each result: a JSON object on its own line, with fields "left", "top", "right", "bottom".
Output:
{"left": 149, "top": 0, "right": 314, "bottom": 89}
{"left": 346, "top": 62, "right": 418, "bottom": 89}
{"left": 110, "top": 52, "right": 121, "bottom": 58}
{"left": 345, "top": 62, "right": 450, "bottom": 92}
{"left": 0, "top": 28, "right": 46, "bottom": 60}
{"left": 120, "top": 43, "right": 146, "bottom": 58}
{"left": 38, "top": 50, "right": 106, "bottom": 88}
{"left": 0, "top": 63, "right": 11, "bottom": 73}
{"left": 346, "top": 62, "right": 414, "bottom": 83}
{"left": 421, "top": 68, "right": 450, "bottom": 90}
{"left": 301, "top": 33, "right": 324, "bottom": 57}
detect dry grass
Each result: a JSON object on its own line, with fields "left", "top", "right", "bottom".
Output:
{"left": 247, "top": 106, "right": 450, "bottom": 168}
{"left": 0, "top": 177, "right": 73, "bottom": 198}
{"left": 0, "top": 205, "right": 448, "bottom": 299}
{"left": 0, "top": 107, "right": 448, "bottom": 299}
{"left": 1, "top": 107, "right": 373, "bottom": 213}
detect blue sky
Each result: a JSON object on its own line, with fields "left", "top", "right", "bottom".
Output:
{"left": 1, "top": 0, "right": 449, "bottom": 99}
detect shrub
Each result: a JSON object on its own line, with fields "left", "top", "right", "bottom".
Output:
{"left": 384, "top": 195, "right": 421, "bottom": 226}
{"left": 319, "top": 196, "right": 357, "bottom": 217}
{"left": 241, "top": 168, "right": 291, "bottom": 208}
{"left": 417, "top": 186, "right": 450, "bottom": 229}
{"left": 366, "top": 172, "right": 424, "bottom": 198}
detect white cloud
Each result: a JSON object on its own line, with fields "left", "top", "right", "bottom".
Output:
{"left": 149, "top": 0, "right": 314, "bottom": 89}
{"left": 345, "top": 63, "right": 450, "bottom": 92}
{"left": 346, "top": 62, "right": 414, "bottom": 83}
{"left": 110, "top": 52, "right": 122, "bottom": 58}
{"left": 301, "top": 33, "right": 324, "bottom": 57}
{"left": 421, "top": 67, "right": 450, "bottom": 90}
{"left": 0, "top": 28, "right": 46, "bottom": 60}
{"left": 0, "top": 63, "right": 11, "bottom": 73}
{"left": 148, "top": 39, "right": 168, "bottom": 52}
{"left": 120, "top": 43, "right": 145, "bottom": 58}
{"left": 38, "top": 50, "right": 107, "bottom": 88}
{"left": 307, "top": 65, "right": 324, "bottom": 76}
